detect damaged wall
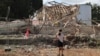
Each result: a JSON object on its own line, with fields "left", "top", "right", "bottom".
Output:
{"left": 77, "top": 4, "right": 92, "bottom": 25}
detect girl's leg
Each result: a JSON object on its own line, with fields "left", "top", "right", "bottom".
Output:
{"left": 58, "top": 47, "right": 60, "bottom": 56}
{"left": 61, "top": 47, "right": 64, "bottom": 56}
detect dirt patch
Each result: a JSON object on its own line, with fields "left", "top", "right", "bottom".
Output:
{"left": 40, "top": 48, "right": 100, "bottom": 56}
{"left": 0, "top": 48, "right": 100, "bottom": 56}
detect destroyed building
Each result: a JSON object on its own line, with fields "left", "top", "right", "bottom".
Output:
{"left": 31, "top": 1, "right": 99, "bottom": 37}
{"left": 32, "top": 1, "right": 79, "bottom": 27}
{"left": 32, "top": 1, "right": 92, "bottom": 27}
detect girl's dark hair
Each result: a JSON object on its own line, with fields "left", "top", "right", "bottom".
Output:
{"left": 58, "top": 33, "right": 61, "bottom": 36}
{"left": 59, "top": 29, "right": 62, "bottom": 32}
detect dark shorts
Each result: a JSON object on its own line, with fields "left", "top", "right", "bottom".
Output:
{"left": 57, "top": 40, "right": 63, "bottom": 47}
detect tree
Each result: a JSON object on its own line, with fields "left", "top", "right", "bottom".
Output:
{"left": 92, "top": 4, "right": 100, "bottom": 23}
{"left": 0, "top": 0, "right": 43, "bottom": 20}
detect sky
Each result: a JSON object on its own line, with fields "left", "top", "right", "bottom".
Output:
{"left": 43, "top": 0, "right": 100, "bottom": 5}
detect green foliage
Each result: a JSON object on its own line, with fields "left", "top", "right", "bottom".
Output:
{"left": 92, "top": 4, "right": 100, "bottom": 23}
{"left": 0, "top": 0, "right": 42, "bottom": 20}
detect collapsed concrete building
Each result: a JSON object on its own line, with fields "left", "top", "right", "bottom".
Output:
{"left": 32, "top": 1, "right": 79, "bottom": 27}
{"left": 32, "top": 1, "right": 92, "bottom": 26}
{"left": 32, "top": 1, "right": 93, "bottom": 35}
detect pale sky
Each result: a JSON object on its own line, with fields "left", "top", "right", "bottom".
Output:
{"left": 43, "top": 0, "right": 100, "bottom": 5}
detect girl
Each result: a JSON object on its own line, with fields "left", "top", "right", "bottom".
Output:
{"left": 56, "top": 29, "right": 64, "bottom": 56}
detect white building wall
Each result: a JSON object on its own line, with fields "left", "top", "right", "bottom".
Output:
{"left": 77, "top": 5, "right": 92, "bottom": 25}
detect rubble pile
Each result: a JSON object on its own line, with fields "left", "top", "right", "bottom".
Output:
{"left": 35, "top": 1, "right": 79, "bottom": 27}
